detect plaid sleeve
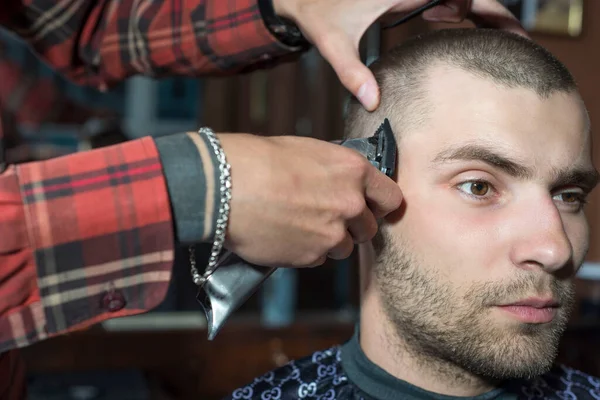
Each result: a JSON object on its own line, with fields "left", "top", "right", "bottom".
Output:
{"left": 1, "top": 0, "right": 302, "bottom": 88}
{"left": 0, "top": 58, "right": 98, "bottom": 129}
{"left": 0, "top": 137, "right": 175, "bottom": 353}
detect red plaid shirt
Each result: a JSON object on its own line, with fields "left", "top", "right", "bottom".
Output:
{"left": 0, "top": 0, "right": 301, "bottom": 397}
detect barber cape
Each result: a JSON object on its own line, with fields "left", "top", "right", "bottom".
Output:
{"left": 225, "top": 329, "right": 600, "bottom": 400}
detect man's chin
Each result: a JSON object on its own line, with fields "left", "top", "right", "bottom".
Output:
{"left": 465, "top": 358, "right": 555, "bottom": 382}
{"left": 455, "top": 321, "right": 563, "bottom": 381}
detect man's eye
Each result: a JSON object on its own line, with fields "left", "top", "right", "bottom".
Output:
{"left": 457, "top": 181, "right": 491, "bottom": 197}
{"left": 553, "top": 191, "right": 586, "bottom": 206}
{"left": 558, "top": 193, "right": 578, "bottom": 203}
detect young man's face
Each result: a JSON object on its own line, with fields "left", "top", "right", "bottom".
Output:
{"left": 376, "top": 64, "right": 598, "bottom": 379}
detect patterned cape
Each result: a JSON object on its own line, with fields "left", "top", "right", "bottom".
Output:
{"left": 225, "top": 346, "right": 600, "bottom": 400}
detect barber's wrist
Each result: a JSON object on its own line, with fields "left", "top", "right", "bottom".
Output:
{"left": 258, "top": 0, "right": 310, "bottom": 48}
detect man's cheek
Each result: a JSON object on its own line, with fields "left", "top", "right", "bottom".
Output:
{"left": 407, "top": 206, "right": 474, "bottom": 259}
{"left": 398, "top": 186, "right": 495, "bottom": 255}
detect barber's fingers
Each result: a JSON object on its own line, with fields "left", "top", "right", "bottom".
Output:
{"left": 348, "top": 206, "right": 379, "bottom": 244}
{"left": 418, "top": 0, "right": 472, "bottom": 23}
{"left": 324, "top": 184, "right": 394, "bottom": 262}
{"left": 422, "top": 0, "right": 528, "bottom": 37}
{"left": 364, "top": 165, "right": 403, "bottom": 220}
{"left": 466, "top": 0, "right": 528, "bottom": 36}
{"left": 327, "top": 231, "right": 356, "bottom": 260}
{"left": 327, "top": 206, "right": 379, "bottom": 260}
{"left": 309, "top": 255, "right": 328, "bottom": 268}
{"left": 315, "top": 32, "right": 380, "bottom": 111}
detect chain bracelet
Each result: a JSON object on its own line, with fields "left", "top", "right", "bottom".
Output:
{"left": 189, "top": 127, "right": 232, "bottom": 286}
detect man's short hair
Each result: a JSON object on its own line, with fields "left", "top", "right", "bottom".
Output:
{"left": 344, "top": 28, "right": 578, "bottom": 142}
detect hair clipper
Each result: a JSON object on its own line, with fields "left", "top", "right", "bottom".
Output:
{"left": 197, "top": 118, "right": 397, "bottom": 340}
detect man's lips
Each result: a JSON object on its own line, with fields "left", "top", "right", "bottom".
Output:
{"left": 501, "top": 298, "right": 560, "bottom": 308}
{"left": 496, "top": 297, "right": 560, "bottom": 324}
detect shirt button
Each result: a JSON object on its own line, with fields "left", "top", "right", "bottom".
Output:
{"left": 102, "top": 290, "right": 126, "bottom": 312}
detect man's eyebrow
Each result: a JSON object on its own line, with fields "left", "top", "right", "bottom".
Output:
{"left": 432, "top": 143, "right": 600, "bottom": 191}
{"left": 432, "top": 144, "right": 533, "bottom": 179}
{"left": 552, "top": 168, "right": 600, "bottom": 193}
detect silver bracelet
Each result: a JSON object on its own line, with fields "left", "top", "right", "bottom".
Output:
{"left": 189, "top": 127, "right": 232, "bottom": 286}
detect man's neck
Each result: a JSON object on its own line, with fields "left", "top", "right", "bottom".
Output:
{"left": 359, "top": 290, "right": 498, "bottom": 397}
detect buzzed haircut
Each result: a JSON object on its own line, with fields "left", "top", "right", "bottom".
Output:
{"left": 344, "top": 28, "right": 578, "bottom": 141}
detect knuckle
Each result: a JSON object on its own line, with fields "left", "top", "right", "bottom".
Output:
{"left": 346, "top": 150, "right": 370, "bottom": 171}
{"left": 302, "top": 249, "right": 327, "bottom": 267}
{"left": 300, "top": 252, "right": 324, "bottom": 268}
{"left": 339, "top": 150, "right": 371, "bottom": 182}
{"left": 313, "top": 256, "right": 327, "bottom": 267}
{"left": 329, "top": 225, "right": 348, "bottom": 247}
{"left": 343, "top": 194, "right": 367, "bottom": 219}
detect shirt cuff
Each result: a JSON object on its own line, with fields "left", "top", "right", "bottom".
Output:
{"left": 155, "top": 132, "right": 220, "bottom": 244}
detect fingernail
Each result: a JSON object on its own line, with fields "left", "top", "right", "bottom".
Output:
{"left": 357, "top": 81, "right": 377, "bottom": 111}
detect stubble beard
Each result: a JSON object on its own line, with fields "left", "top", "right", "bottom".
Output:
{"left": 373, "top": 230, "right": 575, "bottom": 385}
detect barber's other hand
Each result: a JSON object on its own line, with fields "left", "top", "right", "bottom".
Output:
{"left": 273, "top": 0, "right": 527, "bottom": 111}
{"left": 218, "top": 134, "right": 402, "bottom": 268}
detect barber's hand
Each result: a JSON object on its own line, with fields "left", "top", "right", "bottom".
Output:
{"left": 218, "top": 133, "right": 402, "bottom": 268}
{"left": 273, "top": 0, "right": 527, "bottom": 111}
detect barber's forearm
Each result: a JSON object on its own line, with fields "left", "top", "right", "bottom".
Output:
{"left": 0, "top": 137, "right": 175, "bottom": 353}
{"left": 0, "top": 0, "right": 306, "bottom": 89}
{"left": 0, "top": 133, "right": 217, "bottom": 353}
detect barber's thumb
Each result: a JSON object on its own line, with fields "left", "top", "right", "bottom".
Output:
{"left": 319, "top": 38, "right": 380, "bottom": 111}
{"left": 355, "top": 75, "right": 380, "bottom": 111}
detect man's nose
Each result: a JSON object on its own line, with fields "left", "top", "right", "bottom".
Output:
{"left": 509, "top": 196, "right": 572, "bottom": 274}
